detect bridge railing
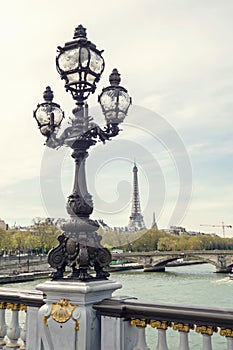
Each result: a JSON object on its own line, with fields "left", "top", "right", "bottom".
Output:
{"left": 93, "top": 297, "right": 233, "bottom": 350}
{"left": 0, "top": 287, "right": 233, "bottom": 349}
{"left": 0, "top": 287, "right": 44, "bottom": 349}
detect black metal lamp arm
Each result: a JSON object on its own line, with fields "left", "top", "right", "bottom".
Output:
{"left": 46, "top": 121, "right": 120, "bottom": 149}
{"left": 82, "top": 123, "right": 120, "bottom": 143}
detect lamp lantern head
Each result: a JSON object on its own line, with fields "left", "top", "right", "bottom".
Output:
{"left": 98, "top": 68, "right": 132, "bottom": 125}
{"left": 33, "top": 86, "right": 64, "bottom": 138}
{"left": 56, "top": 24, "right": 105, "bottom": 105}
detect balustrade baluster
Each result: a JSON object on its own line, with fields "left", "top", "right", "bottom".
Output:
{"left": 150, "top": 321, "right": 169, "bottom": 350}
{"left": 220, "top": 328, "right": 233, "bottom": 350}
{"left": 130, "top": 319, "right": 150, "bottom": 350}
{"left": 202, "top": 334, "right": 213, "bottom": 350}
{"left": 0, "top": 302, "right": 7, "bottom": 348}
{"left": 227, "top": 337, "right": 233, "bottom": 350}
{"left": 196, "top": 326, "right": 217, "bottom": 350}
{"left": 134, "top": 327, "right": 150, "bottom": 350}
{"left": 26, "top": 306, "right": 42, "bottom": 349}
{"left": 6, "top": 303, "right": 21, "bottom": 348}
{"left": 19, "top": 305, "right": 27, "bottom": 350}
{"left": 179, "top": 331, "right": 189, "bottom": 350}
{"left": 173, "top": 322, "right": 193, "bottom": 350}
{"left": 156, "top": 329, "right": 169, "bottom": 350}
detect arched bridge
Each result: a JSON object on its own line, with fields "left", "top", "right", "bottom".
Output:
{"left": 112, "top": 250, "right": 233, "bottom": 273}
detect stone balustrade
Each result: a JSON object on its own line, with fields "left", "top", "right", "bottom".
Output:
{"left": 0, "top": 288, "right": 43, "bottom": 349}
{"left": 0, "top": 287, "right": 233, "bottom": 349}
{"left": 93, "top": 297, "right": 233, "bottom": 350}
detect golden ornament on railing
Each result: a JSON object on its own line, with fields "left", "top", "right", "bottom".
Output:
{"left": 51, "top": 299, "right": 77, "bottom": 323}
{"left": 130, "top": 318, "right": 147, "bottom": 327}
{"left": 19, "top": 304, "right": 27, "bottom": 312}
{"left": 173, "top": 322, "right": 194, "bottom": 333}
{"left": 150, "top": 320, "right": 171, "bottom": 330}
{"left": 75, "top": 320, "right": 80, "bottom": 331}
{"left": 43, "top": 315, "right": 49, "bottom": 327}
{"left": 43, "top": 299, "right": 79, "bottom": 329}
{"left": 6, "top": 303, "right": 21, "bottom": 311}
{"left": 196, "top": 325, "right": 218, "bottom": 335}
{"left": 0, "top": 302, "right": 6, "bottom": 309}
{"left": 220, "top": 328, "right": 233, "bottom": 337}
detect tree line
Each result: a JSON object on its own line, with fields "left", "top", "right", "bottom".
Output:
{"left": 117, "top": 229, "right": 233, "bottom": 252}
{"left": 0, "top": 218, "right": 60, "bottom": 255}
{"left": 1, "top": 222, "right": 232, "bottom": 256}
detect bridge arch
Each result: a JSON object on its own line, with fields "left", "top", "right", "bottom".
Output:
{"left": 144, "top": 255, "right": 219, "bottom": 272}
{"left": 186, "top": 254, "right": 218, "bottom": 268}
{"left": 113, "top": 251, "right": 233, "bottom": 273}
{"left": 127, "top": 254, "right": 219, "bottom": 270}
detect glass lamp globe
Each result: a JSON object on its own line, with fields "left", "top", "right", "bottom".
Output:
{"left": 56, "top": 25, "right": 105, "bottom": 104}
{"left": 98, "top": 69, "right": 132, "bottom": 125}
{"left": 33, "top": 86, "right": 64, "bottom": 138}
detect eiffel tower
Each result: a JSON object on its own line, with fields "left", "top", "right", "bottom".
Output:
{"left": 128, "top": 162, "right": 146, "bottom": 231}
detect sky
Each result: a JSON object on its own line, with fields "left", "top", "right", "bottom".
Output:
{"left": 0, "top": 0, "right": 232, "bottom": 237}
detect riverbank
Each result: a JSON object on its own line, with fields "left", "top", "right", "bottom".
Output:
{"left": 0, "top": 265, "right": 141, "bottom": 284}
{"left": 0, "top": 260, "right": 207, "bottom": 284}
{"left": 0, "top": 271, "right": 50, "bottom": 284}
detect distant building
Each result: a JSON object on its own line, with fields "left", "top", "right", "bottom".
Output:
{"left": 170, "top": 226, "right": 187, "bottom": 235}
{"left": 166, "top": 226, "right": 203, "bottom": 236}
{"left": 0, "top": 219, "right": 8, "bottom": 230}
{"left": 186, "top": 231, "right": 201, "bottom": 236}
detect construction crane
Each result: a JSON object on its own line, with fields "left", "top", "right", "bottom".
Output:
{"left": 200, "top": 222, "right": 232, "bottom": 238}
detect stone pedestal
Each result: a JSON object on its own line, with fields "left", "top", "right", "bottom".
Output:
{"left": 35, "top": 279, "right": 121, "bottom": 350}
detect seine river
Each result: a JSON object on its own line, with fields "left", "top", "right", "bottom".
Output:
{"left": 2, "top": 263, "right": 233, "bottom": 349}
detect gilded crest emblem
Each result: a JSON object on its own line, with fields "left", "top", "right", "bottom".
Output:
{"left": 51, "top": 299, "right": 77, "bottom": 323}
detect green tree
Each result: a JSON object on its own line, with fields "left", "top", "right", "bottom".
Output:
{"left": 31, "top": 218, "right": 60, "bottom": 253}
{"left": 0, "top": 229, "right": 14, "bottom": 253}
{"left": 157, "top": 236, "right": 178, "bottom": 251}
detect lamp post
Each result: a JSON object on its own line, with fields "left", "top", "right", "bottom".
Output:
{"left": 33, "top": 25, "right": 131, "bottom": 281}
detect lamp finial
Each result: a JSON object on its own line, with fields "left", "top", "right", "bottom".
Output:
{"left": 43, "top": 86, "right": 54, "bottom": 102}
{"left": 109, "top": 68, "right": 121, "bottom": 86}
{"left": 73, "top": 24, "right": 87, "bottom": 40}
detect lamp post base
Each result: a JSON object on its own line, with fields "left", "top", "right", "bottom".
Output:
{"left": 48, "top": 218, "right": 111, "bottom": 281}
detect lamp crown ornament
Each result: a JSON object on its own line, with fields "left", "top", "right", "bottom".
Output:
{"left": 33, "top": 25, "right": 131, "bottom": 281}
{"left": 73, "top": 24, "right": 87, "bottom": 40}
{"left": 109, "top": 68, "right": 121, "bottom": 86}
{"left": 43, "top": 86, "right": 54, "bottom": 102}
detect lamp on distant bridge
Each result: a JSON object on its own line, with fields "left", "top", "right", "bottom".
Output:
{"left": 33, "top": 25, "right": 131, "bottom": 281}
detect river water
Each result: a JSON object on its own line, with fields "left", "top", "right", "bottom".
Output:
{"left": 1, "top": 263, "right": 233, "bottom": 349}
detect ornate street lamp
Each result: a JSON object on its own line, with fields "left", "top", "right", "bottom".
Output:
{"left": 33, "top": 25, "right": 131, "bottom": 281}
